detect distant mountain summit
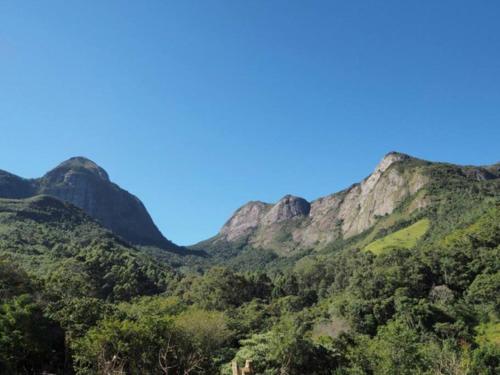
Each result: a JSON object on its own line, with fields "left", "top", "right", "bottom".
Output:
{"left": 44, "top": 156, "right": 111, "bottom": 181}
{"left": 0, "top": 157, "right": 176, "bottom": 250}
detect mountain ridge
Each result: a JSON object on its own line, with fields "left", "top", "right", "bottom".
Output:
{"left": 195, "top": 151, "right": 499, "bottom": 256}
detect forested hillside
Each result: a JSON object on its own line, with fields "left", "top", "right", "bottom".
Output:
{"left": 0, "top": 155, "right": 498, "bottom": 374}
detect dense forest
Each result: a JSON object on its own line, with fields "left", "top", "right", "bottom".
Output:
{"left": 0, "top": 160, "right": 499, "bottom": 374}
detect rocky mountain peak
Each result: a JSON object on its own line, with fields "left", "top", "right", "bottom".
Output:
{"left": 374, "top": 151, "right": 412, "bottom": 174}
{"left": 263, "top": 195, "right": 311, "bottom": 224}
{"left": 0, "top": 157, "right": 176, "bottom": 250}
{"left": 44, "top": 156, "right": 110, "bottom": 182}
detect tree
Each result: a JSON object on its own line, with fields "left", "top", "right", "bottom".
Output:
{"left": 470, "top": 343, "right": 500, "bottom": 375}
{"left": 175, "top": 308, "right": 233, "bottom": 372}
{"left": 368, "top": 319, "right": 427, "bottom": 375}
{"left": 229, "top": 316, "right": 337, "bottom": 375}
{"left": 187, "top": 267, "right": 252, "bottom": 310}
{"left": 466, "top": 272, "right": 500, "bottom": 315}
{"left": 0, "top": 294, "right": 65, "bottom": 374}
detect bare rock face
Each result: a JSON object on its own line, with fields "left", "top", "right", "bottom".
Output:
{"left": 219, "top": 196, "right": 310, "bottom": 247}
{"left": 297, "top": 193, "right": 346, "bottom": 248}
{"left": 337, "top": 152, "right": 426, "bottom": 238}
{"left": 0, "top": 157, "right": 176, "bottom": 250}
{"left": 294, "top": 152, "right": 427, "bottom": 248}
{"left": 38, "top": 158, "right": 112, "bottom": 217}
{"left": 263, "top": 195, "right": 310, "bottom": 225}
{"left": 212, "top": 152, "right": 430, "bottom": 254}
{"left": 220, "top": 201, "right": 271, "bottom": 241}
{"left": 374, "top": 151, "right": 410, "bottom": 174}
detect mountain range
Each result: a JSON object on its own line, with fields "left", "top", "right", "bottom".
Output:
{"left": 0, "top": 152, "right": 498, "bottom": 262}
{"left": 0, "top": 151, "right": 499, "bottom": 374}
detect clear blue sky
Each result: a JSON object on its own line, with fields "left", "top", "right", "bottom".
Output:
{"left": 1, "top": 1, "right": 499, "bottom": 245}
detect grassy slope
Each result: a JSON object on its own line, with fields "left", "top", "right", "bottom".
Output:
{"left": 364, "top": 218, "right": 430, "bottom": 255}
